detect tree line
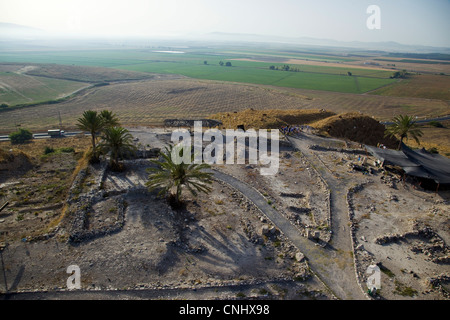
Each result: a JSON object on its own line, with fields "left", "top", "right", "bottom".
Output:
{"left": 269, "top": 65, "right": 301, "bottom": 72}
{"left": 203, "top": 61, "right": 232, "bottom": 67}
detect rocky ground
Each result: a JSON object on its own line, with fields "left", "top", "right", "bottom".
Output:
{"left": 290, "top": 133, "right": 449, "bottom": 300}
{"left": 0, "top": 128, "right": 448, "bottom": 300}
{"left": 349, "top": 179, "right": 449, "bottom": 299}
{"left": 210, "top": 131, "right": 449, "bottom": 300}
{"left": 0, "top": 151, "right": 330, "bottom": 299}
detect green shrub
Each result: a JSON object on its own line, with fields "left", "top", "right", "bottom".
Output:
{"left": 9, "top": 128, "right": 33, "bottom": 144}
{"left": 429, "top": 121, "right": 444, "bottom": 128}
{"left": 59, "top": 147, "right": 75, "bottom": 153}
{"left": 44, "top": 146, "right": 55, "bottom": 154}
{"left": 43, "top": 146, "right": 75, "bottom": 155}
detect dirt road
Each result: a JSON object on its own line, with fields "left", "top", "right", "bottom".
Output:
{"left": 285, "top": 133, "right": 368, "bottom": 299}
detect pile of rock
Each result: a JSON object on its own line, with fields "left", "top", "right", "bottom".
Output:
{"left": 258, "top": 223, "right": 310, "bottom": 281}
{"left": 288, "top": 206, "right": 311, "bottom": 215}
{"left": 375, "top": 233, "right": 404, "bottom": 245}
{"left": 261, "top": 224, "right": 280, "bottom": 239}
{"left": 427, "top": 273, "right": 450, "bottom": 298}
{"left": 374, "top": 223, "right": 449, "bottom": 265}
{"left": 374, "top": 224, "right": 438, "bottom": 245}
{"left": 280, "top": 192, "right": 304, "bottom": 198}
{"left": 240, "top": 218, "right": 264, "bottom": 245}
{"left": 427, "top": 273, "right": 450, "bottom": 287}
{"left": 380, "top": 174, "right": 399, "bottom": 189}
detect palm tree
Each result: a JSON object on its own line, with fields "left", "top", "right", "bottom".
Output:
{"left": 77, "top": 110, "right": 105, "bottom": 162}
{"left": 384, "top": 114, "right": 423, "bottom": 150}
{"left": 146, "top": 144, "right": 213, "bottom": 208}
{"left": 98, "top": 126, "right": 136, "bottom": 171}
{"left": 100, "top": 110, "right": 120, "bottom": 128}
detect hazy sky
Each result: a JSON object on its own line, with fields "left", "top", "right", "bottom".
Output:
{"left": 1, "top": 0, "right": 449, "bottom": 47}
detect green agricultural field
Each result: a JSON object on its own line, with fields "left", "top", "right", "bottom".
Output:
{"left": 221, "top": 48, "right": 358, "bottom": 63}
{"left": 0, "top": 50, "right": 147, "bottom": 67}
{"left": 0, "top": 70, "right": 89, "bottom": 106}
{"left": 0, "top": 48, "right": 396, "bottom": 94}
{"left": 116, "top": 59, "right": 395, "bottom": 93}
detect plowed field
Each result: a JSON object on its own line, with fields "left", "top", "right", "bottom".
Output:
{"left": 1, "top": 77, "right": 448, "bottom": 133}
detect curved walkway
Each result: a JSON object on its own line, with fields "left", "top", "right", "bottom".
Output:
{"left": 213, "top": 134, "right": 368, "bottom": 300}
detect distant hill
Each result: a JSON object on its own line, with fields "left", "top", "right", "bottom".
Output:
{"left": 197, "top": 32, "right": 450, "bottom": 54}
{"left": 0, "top": 22, "right": 48, "bottom": 40}
{"left": 1, "top": 22, "right": 449, "bottom": 55}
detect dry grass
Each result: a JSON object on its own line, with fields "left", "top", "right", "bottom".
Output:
{"left": 370, "top": 57, "right": 450, "bottom": 74}
{"left": 1, "top": 136, "right": 92, "bottom": 235}
{"left": 306, "top": 112, "right": 397, "bottom": 148}
{"left": 47, "top": 147, "right": 91, "bottom": 231}
{"left": 209, "top": 108, "right": 402, "bottom": 149}
{"left": 210, "top": 108, "right": 335, "bottom": 129}
{"left": 1, "top": 77, "right": 449, "bottom": 133}
{"left": 270, "top": 86, "right": 449, "bottom": 122}
{"left": 405, "top": 120, "right": 450, "bottom": 156}
{"left": 370, "top": 74, "right": 450, "bottom": 100}
{"left": 0, "top": 79, "right": 313, "bottom": 132}
{"left": 25, "top": 63, "right": 155, "bottom": 83}
{"left": 309, "top": 114, "right": 450, "bottom": 156}
{"left": 0, "top": 147, "right": 31, "bottom": 165}
{"left": 0, "top": 135, "right": 91, "bottom": 163}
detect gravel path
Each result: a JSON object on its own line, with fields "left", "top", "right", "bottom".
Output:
{"left": 286, "top": 133, "right": 368, "bottom": 299}
{"left": 212, "top": 166, "right": 367, "bottom": 300}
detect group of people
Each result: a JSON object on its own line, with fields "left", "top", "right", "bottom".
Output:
{"left": 377, "top": 143, "right": 387, "bottom": 149}
{"left": 279, "top": 125, "right": 301, "bottom": 135}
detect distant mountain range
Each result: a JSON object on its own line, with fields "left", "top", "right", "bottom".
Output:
{"left": 1, "top": 22, "right": 449, "bottom": 54}
{"left": 0, "top": 22, "right": 48, "bottom": 39}
{"left": 196, "top": 32, "right": 450, "bottom": 54}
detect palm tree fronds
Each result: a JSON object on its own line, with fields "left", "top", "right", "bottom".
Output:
{"left": 146, "top": 143, "right": 213, "bottom": 207}
{"left": 384, "top": 114, "right": 423, "bottom": 150}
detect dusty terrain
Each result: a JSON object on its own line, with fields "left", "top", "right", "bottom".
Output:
{"left": 0, "top": 127, "right": 448, "bottom": 300}
{"left": 0, "top": 134, "right": 330, "bottom": 300}
{"left": 285, "top": 132, "right": 450, "bottom": 299}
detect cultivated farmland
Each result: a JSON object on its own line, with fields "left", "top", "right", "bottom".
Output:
{"left": 24, "top": 63, "right": 156, "bottom": 83}
{"left": 370, "top": 74, "right": 450, "bottom": 100}
{"left": 1, "top": 75, "right": 449, "bottom": 133}
{"left": 0, "top": 64, "right": 89, "bottom": 106}
{"left": 115, "top": 58, "right": 396, "bottom": 94}
{"left": 0, "top": 48, "right": 397, "bottom": 94}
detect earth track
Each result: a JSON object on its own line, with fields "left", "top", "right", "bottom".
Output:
{"left": 212, "top": 166, "right": 367, "bottom": 300}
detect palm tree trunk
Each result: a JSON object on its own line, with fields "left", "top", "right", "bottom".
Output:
{"left": 91, "top": 133, "right": 96, "bottom": 153}
{"left": 176, "top": 185, "right": 182, "bottom": 204}
{"left": 91, "top": 132, "right": 100, "bottom": 162}
{"left": 398, "top": 136, "right": 404, "bottom": 150}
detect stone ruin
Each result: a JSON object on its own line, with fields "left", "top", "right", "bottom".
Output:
{"left": 164, "top": 119, "right": 222, "bottom": 128}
